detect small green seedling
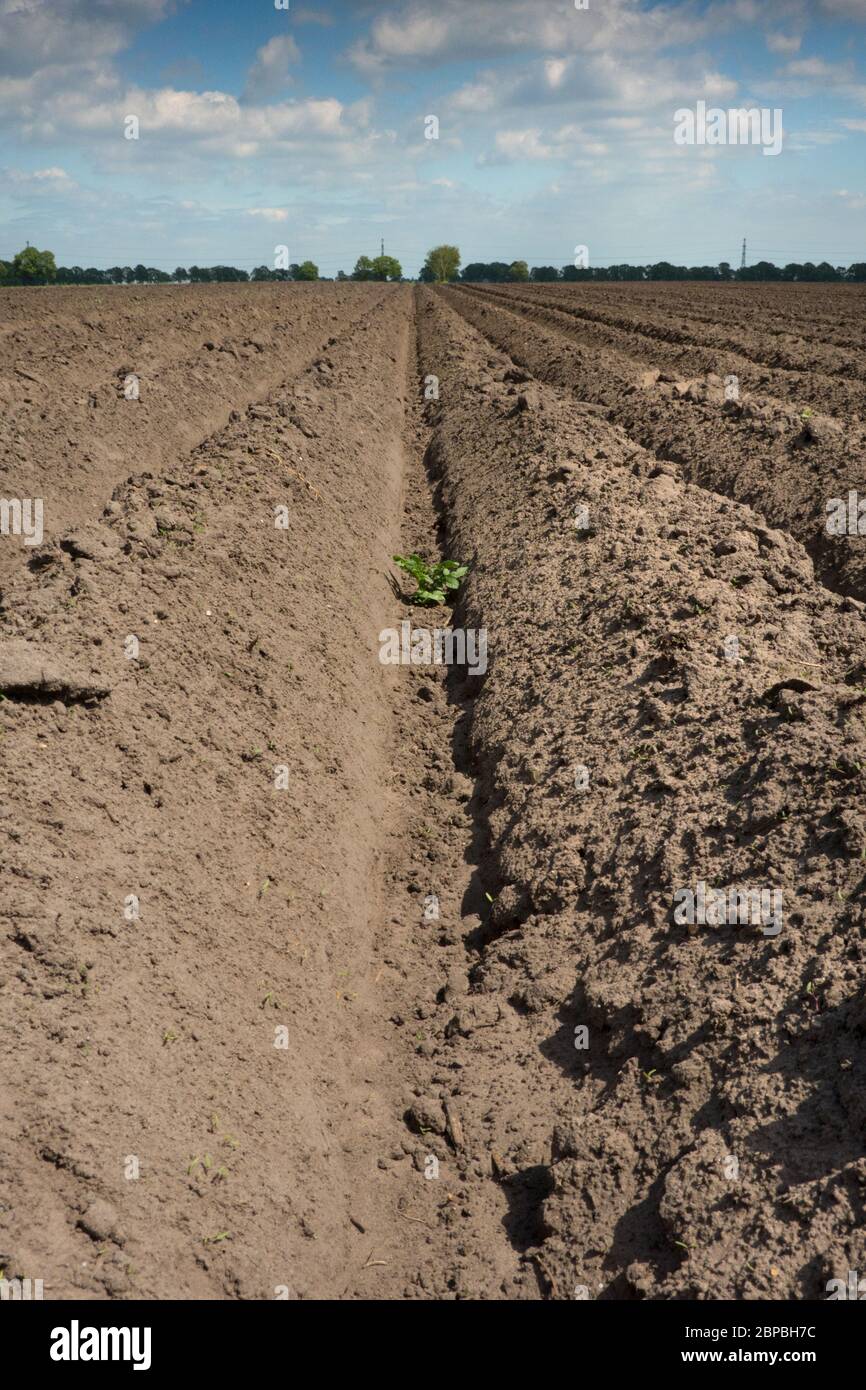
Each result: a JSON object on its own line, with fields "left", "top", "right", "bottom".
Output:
{"left": 393, "top": 554, "right": 469, "bottom": 606}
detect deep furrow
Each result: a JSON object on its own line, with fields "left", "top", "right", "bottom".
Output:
{"left": 442, "top": 283, "right": 866, "bottom": 605}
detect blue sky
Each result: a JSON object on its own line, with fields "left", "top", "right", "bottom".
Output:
{"left": 1, "top": 0, "right": 865, "bottom": 276}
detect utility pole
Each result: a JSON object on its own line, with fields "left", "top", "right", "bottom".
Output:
{"left": 380, "top": 238, "right": 384, "bottom": 257}
{"left": 740, "top": 238, "right": 747, "bottom": 270}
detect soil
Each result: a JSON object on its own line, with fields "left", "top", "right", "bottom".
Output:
{"left": 443, "top": 282, "right": 866, "bottom": 602}
{"left": 2, "top": 281, "right": 865, "bottom": 1300}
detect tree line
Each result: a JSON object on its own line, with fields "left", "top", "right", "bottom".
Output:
{"left": 418, "top": 246, "right": 866, "bottom": 283}
{"left": 452, "top": 258, "right": 866, "bottom": 283}
{"left": 3, "top": 243, "right": 865, "bottom": 286}
{"left": 0, "top": 248, "right": 324, "bottom": 285}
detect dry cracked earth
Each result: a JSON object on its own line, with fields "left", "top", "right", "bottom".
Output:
{"left": 1, "top": 280, "right": 866, "bottom": 1301}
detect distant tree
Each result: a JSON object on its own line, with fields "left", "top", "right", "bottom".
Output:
{"left": 209, "top": 265, "right": 248, "bottom": 282}
{"left": 13, "top": 245, "right": 57, "bottom": 283}
{"left": 370, "top": 254, "right": 402, "bottom": 281}
{"left": 23, "top": 250, "right": 860, "bottom": 289}
{"left": 646, "top": 261, "right": 684, "bottom": 280}
{"left": 460, "top": 261, "right": 511, "bottom": 282}
{"left": 423, "top": 244, "right": 461, "bottom": 282}
{"left": 0, "top": 260, "right": 10, "bottom": 284}
{"left": 739, "top": 259, "right": 781, "bottom": 281}
{"left": 606, "top": 264, "right": 646, "bottom": 281}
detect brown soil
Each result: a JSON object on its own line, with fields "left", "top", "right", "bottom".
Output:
{"left": 443, "top": 282, "right": 866, "bottom": 602}
{"left": 2, "top": 282, "right": 866, "bottom": 1300}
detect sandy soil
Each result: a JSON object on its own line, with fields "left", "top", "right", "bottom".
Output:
{"left": 1, "top": 282, "right": 865, "bottom": 1300}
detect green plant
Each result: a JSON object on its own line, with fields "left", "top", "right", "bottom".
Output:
{"left": 393, "top": 554, "right": 469, "bottom": 606}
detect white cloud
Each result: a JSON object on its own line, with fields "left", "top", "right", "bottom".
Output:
{"left": 0, "top": 0, "right": 171, "bottom": 78}
{"left": 1, "top": 164, "right": 80, "bottom": 208}
{"left": 243, "top": 35, "right": 301, "bottom": 102}
{"left": 545, "top": 59, "right": 569, "bottom": 91}
{"left": 491, "top": 128, "right": 555, "bottom": 161}
{"left": 766, "top": 32, "right": 802, "bottom": 54}
{"left": 786, "top": 56, "right": 853, "bottom": 79}
{"left": 6, "top": 77, "right": 363, "bottom": 160}
{"left": 246, "top": 207, "right": 289, "bottom": 222}
{"left": 348, "top": 0, "right": 745, "bottom": 75}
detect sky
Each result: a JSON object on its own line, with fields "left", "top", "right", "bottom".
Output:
{"left": 1, "top": 0, "right": 865, "bottom": 277}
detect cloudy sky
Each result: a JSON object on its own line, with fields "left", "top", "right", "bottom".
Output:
{"left": 1, "top": 0, "right": 865, "bottom": 276}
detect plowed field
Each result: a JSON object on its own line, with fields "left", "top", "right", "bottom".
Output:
{"left": 2, "top": 281, "right": 865, "bottom": 1301}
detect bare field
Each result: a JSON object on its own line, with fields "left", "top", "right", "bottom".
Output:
{"left": 2, "top": 282, "right": 865, "bottom": 1300}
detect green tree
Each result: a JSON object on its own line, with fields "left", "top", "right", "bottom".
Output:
{"left": 371, "top": 254, "right": 402, "bottom": 281}
{"left": 294, "top": 260, "right": 319, "bottom": 281}
{"left": 509, "top": 259, "right": 530, "bottom": 281}
{"left": 352, "top": 255, "right": 374, "bottom": 280}
{"left": 13, "top": 245, "right": 57, "bottom": 283}
{"left": 422, "top": 244, "right": 460, "bottom": 282}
